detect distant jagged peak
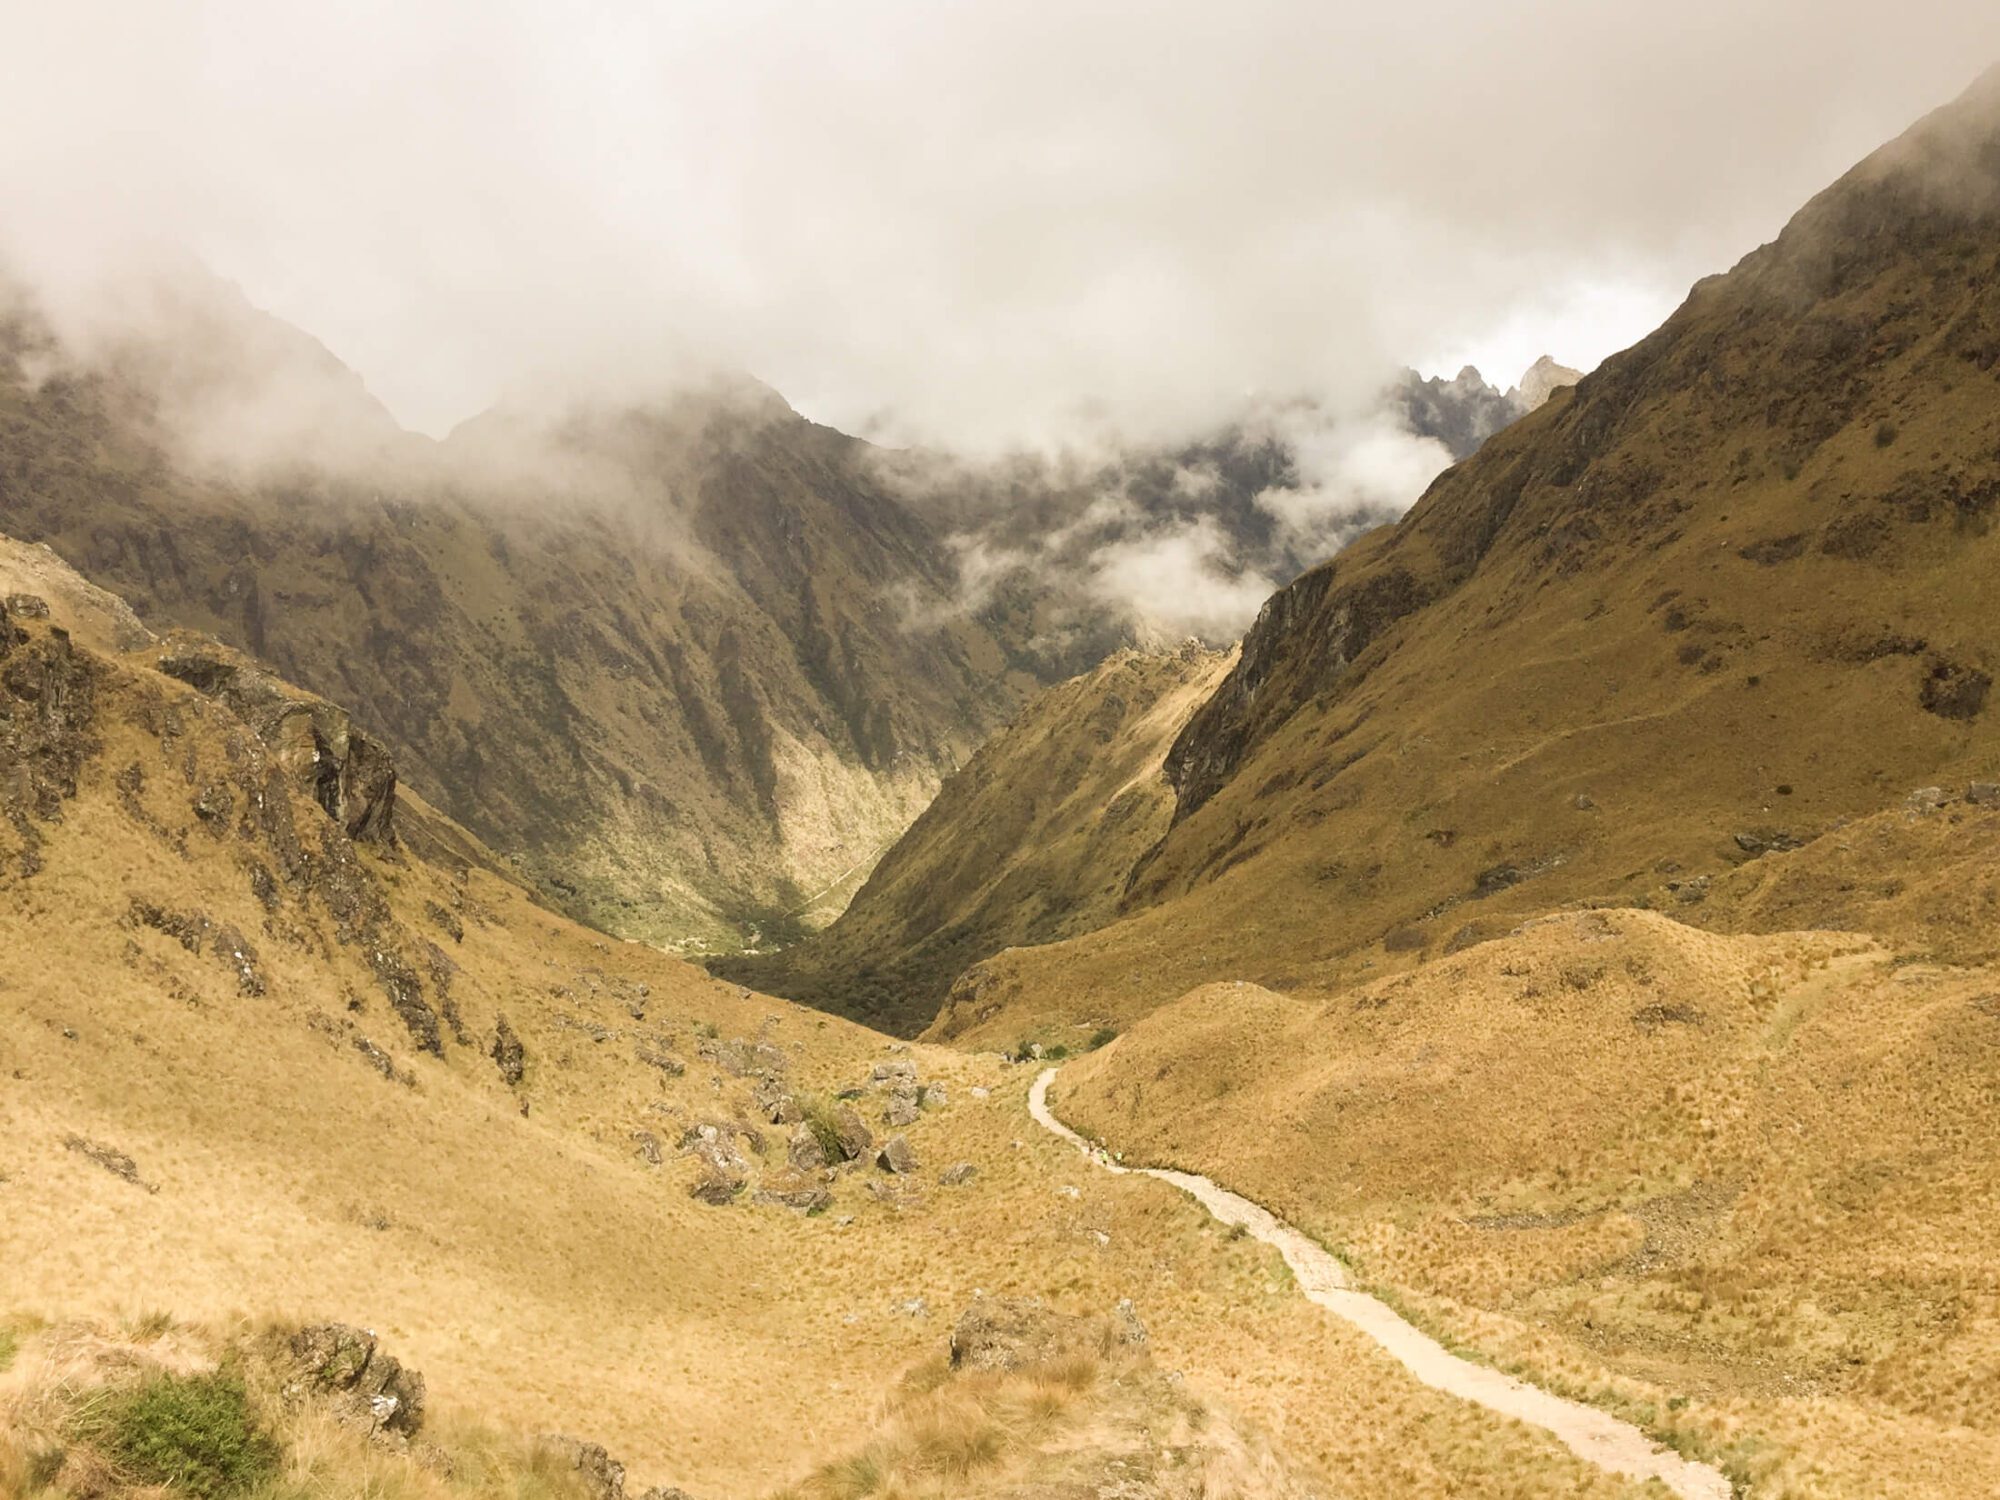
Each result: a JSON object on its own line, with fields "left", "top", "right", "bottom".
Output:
{"left": 1512, "top": 354, "right": 1583, "bottom": 410}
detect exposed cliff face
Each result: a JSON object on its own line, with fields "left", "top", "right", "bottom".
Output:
{"left": 921, "top": 66, "right": 2000, "bottom": 1051}
{"left": 0, "top": 287, "right": 1049, "bottom": 946}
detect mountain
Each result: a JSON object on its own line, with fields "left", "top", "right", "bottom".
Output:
{"left": 0, "top": 272, "right": 1057, "bottom": 948}
{"left": 933, "top": 63, "right": 2000, "bottom": 1049}
{"left": 823, "top": 64, "right": 2000, "bottom": 1494}
{"left": 0, "top": 534, "right": 1677, "bottom": 1499}
{"left": 714, "top": 642, "right": 1234, "bottom": 1033}
{"left": 1392, "top": 356, "right": 1580, "bottom": 462}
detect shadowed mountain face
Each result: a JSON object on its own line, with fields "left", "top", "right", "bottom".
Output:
{"left": 0, "top": 282, "right": 1053, "bottom": 947}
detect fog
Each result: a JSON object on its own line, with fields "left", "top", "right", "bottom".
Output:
{"left": 4, "top": 3, "right": 1998, "bottom": 641}
{"left": 5, "top": 1, "right": 1997, "bottom": 450}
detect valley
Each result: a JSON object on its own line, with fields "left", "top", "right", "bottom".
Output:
{"left": 6, "top": 34, "right": 2000, "bottom": 1500}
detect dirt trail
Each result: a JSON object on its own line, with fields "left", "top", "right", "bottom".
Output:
{"left": 1028, "top": 1068, "right": 1731, "bottom": 1500}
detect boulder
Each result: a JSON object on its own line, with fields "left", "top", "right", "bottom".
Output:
{"left": 884, "top": 1090, "right": 920, "bottom": 1128}
{"left": 1967, "top": 781, "right": 2000, "bottom": 808}
{"left": 948, "top": 1299, "right": 1093, "bottom": 1373}
{"left": 870, "top": 1059, "right": 918, "bottom": 1087}
{"left": 538, "top": 1436, "right": 625, "bottom": 1500}
{"left": 491, "top": 1014, "right": 526, "bottom": 1086}
{"left": 832, "top": 1104, "right": 873, "bottom": 1162}
{"left": 788, "top": 1122, "right": 830, "bottom": 1172}
{"left": 877, "top": 1134, "right": 918, "bottom": 1175}
{"left": 752, "top": 1168, "right": 833, "bottom": 1214}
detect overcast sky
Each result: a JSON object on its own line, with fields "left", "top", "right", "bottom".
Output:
{"left": 5, "top": 1, "right": 1999, "bottom": 449}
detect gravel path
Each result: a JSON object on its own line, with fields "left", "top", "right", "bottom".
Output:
{"left": 1028, "top": 1067, "right": 1730, "bottom": 1500}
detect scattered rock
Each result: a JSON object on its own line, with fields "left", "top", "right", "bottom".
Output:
{"left": 870, "top": 1060, "right": 918, "bottom": 1087}
{"left": 492, "top": 1014, "right": 526, "bottom": 1086}
{"left": 1907, "top": 786, "right": 1949, "bottom": 816}
{"left": 788, "top": 1122, "right": 830, "bottom": 1172}
{"left": 63, "top": 1134, "right": 157, "bottom": 1193}
{"left": 1733, "top": 829, "right": 1804, "bottom": 856}
{"left": 938, "top": 1162, "right": 979, "bottom": 1187}
{"left": 353, "top": 1037, "right": 396, "bottom": 1079}
{"left": 1969, "top": 782, "right": 2000, "bottom": 807}
{"left": 633, "top": 1131, "right": 663, "bottom": 1167}
{"left": 877, "top": 1134, "right": 918, "bottom": 1175}
{"left": 537, "top": 1436, "right": 626, "bottom": 1500}
{"left": 1572, "top": 792, "right": 1598, "bottom": 811}
{"left": 832, "top": 1104, "right": 874, "bottom": 1162}
{"left": 949, "top": 1298, "right": 1109, "bottom": 1373}
{"left": 635, "top": 1041, "right": 686, "bottom": 1077}
{"left": 1111, "top": 1298, "right": 1149, "bottom": 1349}
{"left": 752, "top": 1168, "right": 832, "bottom": 1214}
{"left": 4, "top": 593, "right": 50, "bottom": 620}
{"left": 1919, "top": 658, "right": 1991, "bottom": 721}
{"left": 884, "top": 1091, "right": 920, "bottom": 1128}
{"left": 287, "top": 1323, "right": 427, "bottom": 1438}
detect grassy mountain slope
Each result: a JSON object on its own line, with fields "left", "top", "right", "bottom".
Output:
{"left": 0, "top": 279, "right": 1047, "bottom": 949}
{"left": 714, "top": 645, "right": 1233, "bottom": 1034}
{"left": 1055, "top": 792, "right": 2000, "bottom": 1496}
{"left": 927, "top": 63, "right": 2000, "bottom": 1051}
{"left": 0, "top": 542, "right": 1680, "bottom": 1499}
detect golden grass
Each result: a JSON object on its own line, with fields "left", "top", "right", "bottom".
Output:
{"left": 1057, "top": 812, "right": 2000, "bottom": 1495}
{"left": 1, "top": 625, "right": 1655, "bottom": 1498}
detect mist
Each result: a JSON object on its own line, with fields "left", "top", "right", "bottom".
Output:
{"left": 5, "top": 1, "right": 1998, "bottom": 451}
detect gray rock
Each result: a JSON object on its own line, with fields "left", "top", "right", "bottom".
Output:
{"left": 938, "top": 1162, "right": 978, "bottom": 1187}
{"left": 877, "top": 1134, "right": 918, "bottom": 1175}
{"left": 788, "top": 1122, "right": 830, "bottom": 1171}
{"left": 1967, "top": 782, "right": 2000, "bottom": 808}
{"left": 884, "top": 1092, "right": 920, "bottom": 1128}
{"left": 752, "top": 1168, "right": 833, "bottom": 1214}
{"left": 538, "top": 1436, "right": 625, "bottom": 1500}
{"left": 288, "top": 1323, "right": 426, "bottom": 1437}
{"left": 1907, "top": 786, "right": 1948, "bottom": 816}
{"left": 632, "top": 1131, "right": 662, "bottom": 1167}
{"left": 832, "top": 1104, "right": 873, "bottom": 1162}
{"left": 870, "top": 1059, "right": 918, "bottom": 1086}
{"left": 491, "top": 1014, "right": 526, "bottom": 1086}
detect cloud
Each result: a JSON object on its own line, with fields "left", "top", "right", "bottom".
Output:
{"left": 2, "top": 1, "right": 1996, "bottom": 455}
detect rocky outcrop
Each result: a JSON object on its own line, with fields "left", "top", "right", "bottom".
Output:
{"left": 947, "top": 1297, "right": 1150, "bottom": 1374}
{"left": 156, "top": 642, "right": 398, "bottom": 846}
{"left": 0, "top": 597, "right": 99, "bottom": 878}
{"left": 286, "top": 1323, "right": 427, "bottom": 1438}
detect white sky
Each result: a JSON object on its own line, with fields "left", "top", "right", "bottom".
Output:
{"left": 4, "top": 1, "right": 1998, "bottom": 447}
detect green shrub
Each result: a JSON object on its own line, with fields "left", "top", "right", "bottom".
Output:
{"left": 78, "top": 1370, "right": 279, "bottom": 1498}
{"left": 800, "top": 1097, "right": 847, "bottom": 1162}
{"left": 1086, "top": 1028, "right": 1118, "bottom": 1051}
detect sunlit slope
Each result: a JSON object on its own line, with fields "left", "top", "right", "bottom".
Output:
{"left": 1056, "top": 790, "right": 2000, "bottom": 1496}
{"left": 1, "top": 558, "right": 1668, "bottom": 1499}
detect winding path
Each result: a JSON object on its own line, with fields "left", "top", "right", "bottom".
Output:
{"left": 1028, "top": 1068, "right": 1730, "bottom": 1500}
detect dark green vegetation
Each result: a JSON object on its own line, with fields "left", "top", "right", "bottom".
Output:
{"left": 74, "top": 1371, "right": 279, "bottom": 1499}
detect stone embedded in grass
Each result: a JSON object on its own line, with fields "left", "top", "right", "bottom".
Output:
{"left": 877, "top": 1134, "right": 918, "bottom": 1175}
{"left": 938, "top": 1162, "right": 979, "bottom": 1186}
{"left": 64, "top": 1134, "right": 156, "bottom": 1193}
{"left": 286, "top": 1323, "right": 426, "bottom": 1439}
{"left": 491, "top": 1013, "right": 526, "bottom": 1086}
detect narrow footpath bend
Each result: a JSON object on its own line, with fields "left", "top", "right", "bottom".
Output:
{"left": 1028, "top": 1068, "right": 1731, "bottom": 1500}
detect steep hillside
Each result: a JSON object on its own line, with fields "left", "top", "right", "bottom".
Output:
{"left": 1, "top": 542, "right": 1693, "bottom": 1500}
{"left": 715, "top": 644, "right": 1233, "bottom": 1033}
{"left": 0, "top": 276, "right": 1048, "bottom": 948}
{"left": 928, "top": 63, "right": 2000, "bottom": 1050}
